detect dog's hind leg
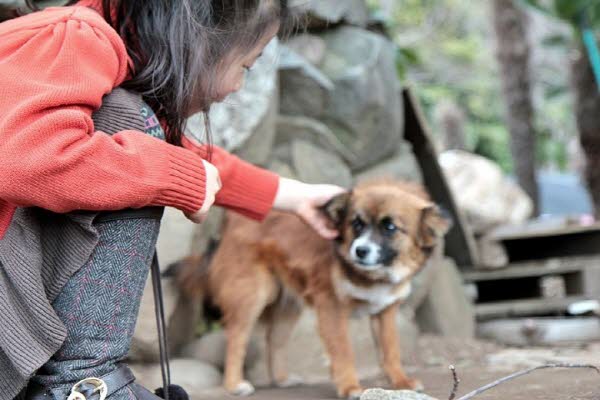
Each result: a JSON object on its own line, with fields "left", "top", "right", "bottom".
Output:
{"left": 222, "top": 266, "right": 277, "bottom": 396}
{"left": 265, "top": 292, "right": 303, "bottom": 387}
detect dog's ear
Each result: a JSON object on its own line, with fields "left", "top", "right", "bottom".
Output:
{"left": 418, "top": 204, "right": 451, "bottom": 248}
{"left": 320, "top": 191, "right": 351, "bottom": 227}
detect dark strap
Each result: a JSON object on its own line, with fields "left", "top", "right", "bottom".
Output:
{"left": 151, "top": 253, "right": 171, "bottom": 400}
{"left": 94, "top": 207, "right": 164, "bottom": 224}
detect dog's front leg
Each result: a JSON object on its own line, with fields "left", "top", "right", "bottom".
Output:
{"left": 314, "top": 296, "right": 363, "bottom": 399}
{"left": 373, "top": 303, "right": 423, "bottom": 391}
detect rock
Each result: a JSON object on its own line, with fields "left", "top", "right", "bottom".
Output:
{"left": 186, "top": 39, "right": 279, "bottom": 165}
{"left": 355, "top": 145, "right": 423, "bottom": 184}
{"left": 267, "top": 159, "right": 297, "bottom": 180}
{"left": 189, "top": 207, "right": 225, "bottom": 257}
{"left": 291, "top": 139, "right": 353, "bottom": 188}
{"left": 276, "top": 115, "right": 354, "bottom": 161}
{"left": 285, "top": 34, "right": 327, "bottom": 66}
{"left": 405, "top": 242, "right": 445, "bottom": 311}
{"left": 279, "top": 46, "right": 334, "bottom": 119}
{"left": 180, "top": 330, "right": 260, "bottom": 371}
{"left": 290, "top": 0, "right": 370, "bottom": 28}
{"left": 131, "top": 359, "right": 222, "bottom": 393}
{"left": 319, "top": 26, "right": 404, "bottom": 170}
{"left": 415, "top": 258, "right": 475, "bottom": 338}
{"left": 248, "top": 308, "right": 419, "bottom": 385}
{"left": 361, "top": 388, "right": 438, "bottom": 400}
{"left": 438, "top": 150, "right": 533, "bottom": 234}
{"left": 156, "top": 207, "right": 196, "bottom": 269}
{"left": 475, "top": 234, "right": 509, "bottom": 270}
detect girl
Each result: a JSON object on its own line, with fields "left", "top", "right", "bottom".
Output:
{"left": 0, "top": 1, "right": 344, "bottom": 399}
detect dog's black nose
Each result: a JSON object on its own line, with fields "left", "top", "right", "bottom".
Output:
{"left": 355, "top": 246, "right": 370, "bottom": 259}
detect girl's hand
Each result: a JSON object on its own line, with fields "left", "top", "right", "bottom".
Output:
{"left": 186, "top": 160, "right": 222, "bottom": 223}
{"left": 274, "top": 178, "right": 347, "bottom": 239}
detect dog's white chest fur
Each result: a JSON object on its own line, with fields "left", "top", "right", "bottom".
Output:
{"left": 334, "top": 276, "right": 412, "bottom": 317}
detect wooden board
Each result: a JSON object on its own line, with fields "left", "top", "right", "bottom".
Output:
{"left": 475, "top": 296, "right": 588, "bottom": 320}
{"left": 402, "top": 87, "right": 478, "bottom": 267}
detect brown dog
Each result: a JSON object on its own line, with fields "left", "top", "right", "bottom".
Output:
{"left": 174, "top": 179, "right": 449, "bottom": 399}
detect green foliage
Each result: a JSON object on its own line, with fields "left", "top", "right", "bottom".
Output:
{"left": 368, "top": 0, "right": 577, "bottom": 173}
{"left": 521, "top": 0, "right": 600, "bottom": 27}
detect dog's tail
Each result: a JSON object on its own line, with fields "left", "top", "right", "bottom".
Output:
{"left": 163, "top": 238, "right": 219, "bottom": 301}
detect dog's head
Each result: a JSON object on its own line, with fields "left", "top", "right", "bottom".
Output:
{"left": 322, "top": 180, "right": 450, "bottom": 284}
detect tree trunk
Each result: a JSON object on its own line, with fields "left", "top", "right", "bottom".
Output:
{"left": 492, "top": 0, "right": 539, "bottom": 216}
{"left": 570, "top": 45, "right": 600, "bottom": 218}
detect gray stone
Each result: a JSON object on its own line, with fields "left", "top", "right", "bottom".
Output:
{"left": 361, "top": 388, "right": 438, "bottom": 400}
{"left": 186, "top": 39, "right": 279, "bottom": 165}
{"left": 279, "top": 46, "right": 334, "bottom": 119}
{"left": 290, "top": 0, "right": 370, "bottom": 28}
{"left": 319, "top": 27, "right": 404, "bottom": 170}
{"left": 291, "top": 139, "right": 353, "bottom": 188}
{"left": 267, "top": 159, "right": 297, "bottom": 180}
{"left": 181, "top": 330, "right": 260, "bottom": 371}
{"left": 355, "top": 145, "right": 423, "bottom": 184}
{"left": 415, "top": 258, "right": 475, "bottom": 338}
{"left": 276, "top": 115, "right": 354, "bottom": 162}
{"left": 285, "top": 34, "right": 327, "bottom": 66}
{"left": 189, "top": 207, "right": 225, "bottom": 257}
{"left": 131, "top": 359, "right": 222, "bottom": 393}
{"left": 156, "top": 207, "right": 197, "bottom": 269}
{"left": 405, "top": 242, "right": 445, "bottom": 311}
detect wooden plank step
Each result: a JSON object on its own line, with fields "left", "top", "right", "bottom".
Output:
{"left": 475, "top": 296, "right": 588, "bottom": 320}
{"left": 463, "top": 256, "right": 600, "bottom": 282}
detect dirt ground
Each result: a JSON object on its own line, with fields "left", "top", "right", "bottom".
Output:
{"left": 195, "top": 336, "right": 600, "bottom": 400}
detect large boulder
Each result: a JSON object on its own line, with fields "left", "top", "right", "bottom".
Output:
{"left": 279, "top": 46, "right": 334, "bottom": 119}
{"left": 186, "top": 39, "right": 279, "bottom": 165}
{"left": 415, "top": 257, "right": 475, "bottom": 338}
{"left": 318, "top": 27, "right": 404, "bottom": 170}
{"left": 289, "top": 0, "right": 370, "bottom": 28}
{"left": 291, "top": 139, "right": 353, "bottom": 188}
{"left": 355, "top": 144, "right": 423, "bottom": 185}
{"left": 438, "top": 150, "right": 533, "bottom": 233}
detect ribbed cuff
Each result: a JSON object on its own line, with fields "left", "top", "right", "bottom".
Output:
{"left": 151, "top": 145, "right": 206, "bottom": 214}
{"left": 216, "top": 159, "right": 279, "bottom": 221}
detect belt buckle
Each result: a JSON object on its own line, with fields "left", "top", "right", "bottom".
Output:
{"left": 67, "top": 377, "right": 108, "bottom": 400}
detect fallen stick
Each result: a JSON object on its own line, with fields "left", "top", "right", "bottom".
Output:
{"left": 447, "top": 363, "right": 600, "bottom": 400}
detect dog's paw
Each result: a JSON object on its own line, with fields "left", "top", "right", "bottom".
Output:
{"left": 346, "top": 388, "right": 364, "bottom": 400}
{"left": 338, "top": 386, "right": 363, "bottom": 400}
{"left": 274, "top": 374, "right": 304, "bottom": 388}
{"left": 393, "top": 377, "right": 424, "bottom": 392}
{"left": 229, "top": 380, "right": 256, "bottom": 397}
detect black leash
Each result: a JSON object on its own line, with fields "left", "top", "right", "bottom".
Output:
{"left": 151, "top": 252, "right": 171, "bottom": 400}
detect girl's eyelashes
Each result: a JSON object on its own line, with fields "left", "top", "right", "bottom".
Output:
{"left": 244, "top": 66, "right": 252, "bottom": 72}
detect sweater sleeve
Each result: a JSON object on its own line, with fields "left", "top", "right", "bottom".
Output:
{"left": 0, "top": 8, "right": 207, "bottom": 214}
{"left": 182, "top": 137, "right": 280, "bottom": 221}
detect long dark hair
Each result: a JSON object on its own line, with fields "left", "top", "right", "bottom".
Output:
{"left": 26, "top": 0, "right": 292, "bottom": 146}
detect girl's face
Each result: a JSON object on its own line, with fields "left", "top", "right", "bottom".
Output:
{"left": 213, "top": 23, "right": 280, "bottom": 103}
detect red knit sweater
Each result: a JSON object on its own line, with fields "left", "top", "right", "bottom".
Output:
{"left": 0, "top": 5, "right": 279, "bottom": 239}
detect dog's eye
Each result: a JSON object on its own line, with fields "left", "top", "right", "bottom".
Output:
{"left": 380, "top": 217, "right": 398, "bottom": 235}
{"left": 351, "top": 216, "right": 365, "bottom": 233}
